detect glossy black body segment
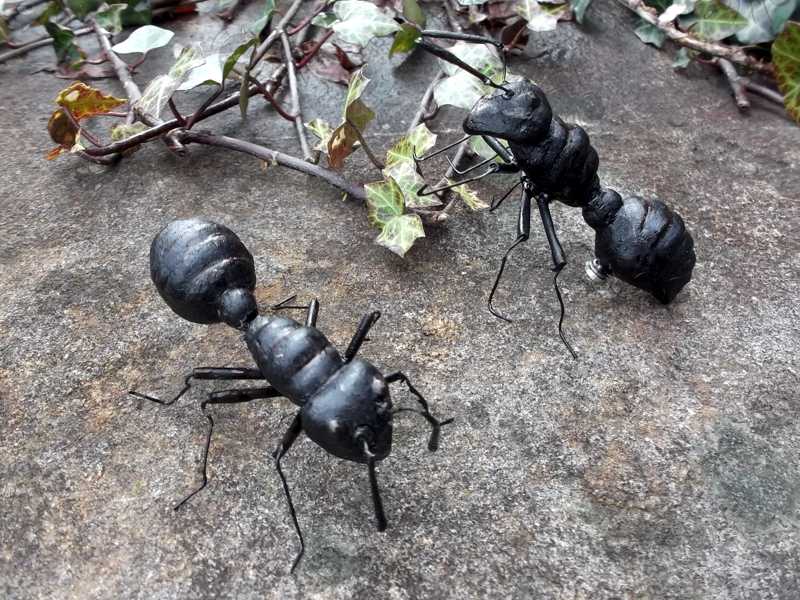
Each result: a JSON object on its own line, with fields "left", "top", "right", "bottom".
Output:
{"left": 135, "top": 218, "right": 451, "bottom": 573}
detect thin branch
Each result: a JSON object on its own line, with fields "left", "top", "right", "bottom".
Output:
{"left": 185, "top": 85, "right": 223, "bottom": 129}
{"left": 4, "top": 0, "right": 48, "bottom": 20}
{"left": 744, "top": 80, "right": 784, "bottom": 106}
{"left": 408, "top": 72, "right": 444, "bottom": 133}
{"left": 248, "top": 0, "right": 304, "bottom": 68}
{"left": 615, "top": 0, "right": 773, "bottom": 74}
{"left": 176, "top": 130, "right": 367, "bottom": 202}
{"left": 295, "top": 29, "right": 333, "bottom": 70}
{"left": 91, "top": 18, "right": 143, "bottom": 125}
{"left": 280, "top": 30, "right": 312, "bottom": 161}
{"left": 0, "top": 26, "right": 92, "bottom": 63}
{"left": 83, "top": 65, "right": 288, "bottom": 157}
{"left": 167, "top": 98, "right": 187, "bottom": 125}
{"left": 244, "top": 73, "right": 296, "bottom": 121}
{"left": 717, "top": 58, "right": 749, "bottom": 111}
{"left": 286, "top": 0, "right": 328, "bottom": 36}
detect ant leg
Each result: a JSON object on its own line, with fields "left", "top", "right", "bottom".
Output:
{"left": 488, "top": 184, "right": 532, "bottom": 322}
{"left": 129, "top": 367, "right": 265, "bottom": 405}
{"left": 355, "top": 436, "right": 388, "bottom": 532}
{"left": 272, "top": 411, "right": 305, "bottom": 574}
{"left": 417, "top": 163, "right": 501, "bottom": 197}
{"left": 385, "top": 371, "right": 454, "bottom": 451}
{"left": 344, "top": 311, "right": 381, "bottom": 362}
{"left": 273, "top": 295, "right": 321, "bottom": 328}
{"left": 174, "top": 386, "right": 284, "bottom": 511}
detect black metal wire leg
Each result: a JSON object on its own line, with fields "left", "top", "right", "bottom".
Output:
{"left": 385, "top": 371, "right": 453, "bottom": 451}
{"left": 173, "top": 386, "right": 284, "bottom": 511}
{"left": 272, "top": 412, "right": 305, "bottom": 574}
{"left": 345, "top": 311, "right": 381, "bottom": 362}
{"left": 129, "top": 367, "right": 266, "bottom": 405}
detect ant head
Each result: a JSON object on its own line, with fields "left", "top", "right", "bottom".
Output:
{"left": 463, "top": 79, "right": 552, "bottom": 143}
{"left": 150, "top": 218, "right": 258, "bottom": 329}
{"left": 301, "top": 360, "right": 393, "bottom": 464}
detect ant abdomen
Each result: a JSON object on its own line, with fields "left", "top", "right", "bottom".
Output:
{"left": 583, "top": 189, "right": 696, "bottom": 304}
{"left": 150, "top": 218, "right": 257, "bottom": 328}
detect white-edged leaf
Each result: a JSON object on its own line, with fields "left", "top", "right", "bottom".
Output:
{"left": 383, "top": 159, "right": 440, "bottom": 208}
{"left": 135, "top": 47, "right": 202, "bottom": 119}
{"left": 178, "top": 54, "right": 223, "bottom": 90}
{"left": 517, "top": 0, "right": 561, "bottom": 32}
{"left": 376, "top": 214, "right": 425, "bottom": 257}
{"left": 721, "top": 0, "right": 796, "bottom": 43}
{"left": 111, "top": 24, "right": 173, "bottom": 55}
{"left": 385, "top": 123, "right": 437, "bottom": 166}
{"left": 658, "top": 0, "right": 695, "bottom": 23}
{"left": 330, "top": 0, "right": 400, "bottom": 47}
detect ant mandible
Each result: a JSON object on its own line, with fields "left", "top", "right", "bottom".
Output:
{"left": 130, "top": 218, "right": 453, "bottom": 573}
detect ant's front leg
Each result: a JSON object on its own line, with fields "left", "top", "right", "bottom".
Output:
{"left": 174, "top": 386, "right": 284, "bottom": 511}
{"left": 129, "top": 367, "right": 266, "bottom": 406}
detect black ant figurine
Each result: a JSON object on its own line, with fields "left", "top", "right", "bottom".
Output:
{"left": 130, "top": 218, "right": 452, "bottom": 573}
{"left": 411, "top": 31, "right": 696, "bottom": 358}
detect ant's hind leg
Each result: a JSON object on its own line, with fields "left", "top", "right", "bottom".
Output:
{"left": 129, "top": 367, "right": 265, "bottom": 406}
{"left": 174, "top": 386, "right": 284, "bottom": 511}
{"left": 272, "top": 412, "right": 305, "bottom": 574}
{"left": 344, "top": 311, "right": 381, "bottom": 362}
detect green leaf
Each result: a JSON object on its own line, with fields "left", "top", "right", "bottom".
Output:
{"left": 447, "top": 180, "right": 489, "bottom": 210}
{"left": 34, "top": 1, "right": 63, "bottom": 26}
{"left": 385, "top": 123, "right": 437, "bottom": 166}
{"left": 119, "top": 0, "right": 151, "bottom": 26}
{"left": 634, "top": 21, "right": 666, "bottom": 46}
{"left": 402, "top": 0, "right": 426, "bottom": 26}
{"left": 66, "top": 0, "right": 100, "bottom": 18}
{"left": 45, "top": 22, "right": 85, "bottom": 67}
{"left": 305, "top": 118, "right": 334, "bottom": 153}
{"left": 383, "top": 159, "right": 440, "bottom": 208}
{"left": 672, "top": 47, "right": 692, "bottom": 68}
{"left": 110, "top": 121, "right": 148, "bottom": 141}
{"left": 111, "top": 24, "right": 173, "bottom": 55}
{"left": 376, "top": 213, "right": 425, "bottom": 257}
{"left": 571, "top": 0, "right": 591, "bottom": 23}
{"left": 773, "top": 21, "right": 800, "bottom": 124}
{"left": 223, "top": 38, "right": 256, "bottom": 79}
{"left": 721, "top": 0, "right": 796, "bottom": 43}
{"left": 343, "top": 69, "right": 374, "bottom": 131}
{"left": 250, "top": 0, "right": 276, "bottom": 35}
{"left": 366, "top": 177, "right": 405, "bottom": 226}
{"left": 389, "top": 23, "right": 421, "bottom": 56}
{"left": 330, "top": 0, "right": 400, "bottom": 47}
{"left": 686, "top": 0, "right": 746, "bottom": 41}
{"left": 659, "top": 0, "right": 695, "bottom": 23}
{"left": 95, "top": 3, "right": 127, "bottom": 34}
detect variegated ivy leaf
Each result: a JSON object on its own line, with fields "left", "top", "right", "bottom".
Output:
{"left": 447, "top": 180, "right": 489, "bottom": 210}
{"left": 382, "top": 159, "right": 440, "bottom": 208}
{"left": 469, "top": 135, "right": 509, "bottom": 160}
{"left": 329, "top": 0, "right": 400, "bottom": 47}
{"left": 773, "top": 21, "right": 800, "bottom": 123}
{"left": 681, "top": 0, "right": 746, "bottom": 41}
{"left": 178, "top": 54, "right": 224, "bottom": 90}
{"left": 96, "top": 4, "right": 127, "bottom": 34}
{"left": 721, "top": 0, "right": 796, "bottom": 44}
{"left": 634, "top": 22, "right": 666, "bottom": 46}
{"left": 328, "top": 68, "right": 376, "bottom": 169}
{"left": 385, "top": 123, "right": 437, "bottom": 166}
{"left": 305, "top": 118, "right": 334, "bottom": 153}
{"left": 366, "top": 177, "right": 404, "bottom": 226}
{"left": 376, "top": 213, "right": 425, "bottom": 257}
{"left": 433, "top": 42, "right": 505, "bottom": 110}
{"left": 658, "top": 0, "right": 695, "bottom": 24}
{"left": 135, "top": 47, "right": 203, "bottom": 119}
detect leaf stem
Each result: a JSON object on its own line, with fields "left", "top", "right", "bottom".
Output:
{"left": 347, "top": 119, "right": 384, "bottom": 171}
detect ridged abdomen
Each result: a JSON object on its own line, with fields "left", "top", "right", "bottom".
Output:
{"left": 245, "top": 316, "right": 343, "bottom": 404}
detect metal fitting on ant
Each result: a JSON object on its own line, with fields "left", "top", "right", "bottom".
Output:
{"left": 585, "top": 258, "right": 611, "bottom": 282}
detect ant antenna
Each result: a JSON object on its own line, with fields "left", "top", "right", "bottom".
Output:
{"left": 413, "top": 134, "right": 471, "bottom": 163}
{"left": 552, "top": 266, "right": 577, "bottom": 360}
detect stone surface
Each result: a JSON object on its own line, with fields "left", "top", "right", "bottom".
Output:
{"left": 1, "top": 2, "right": 799, "bottom": 599}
